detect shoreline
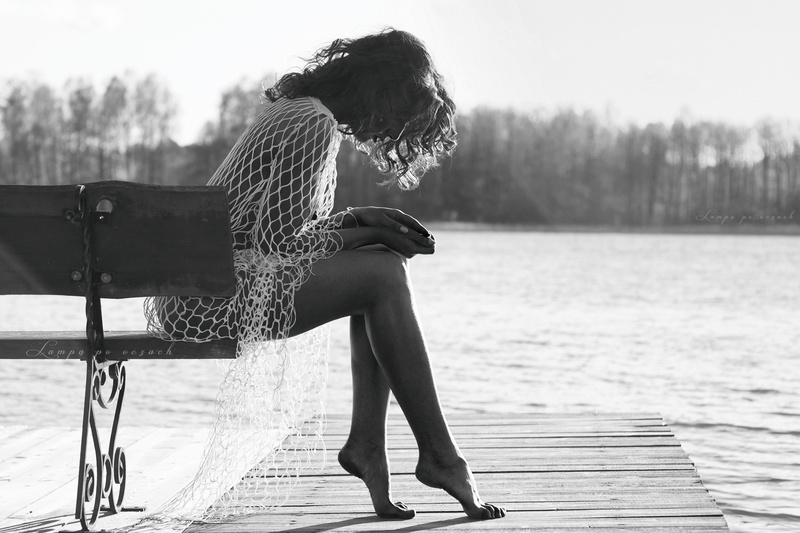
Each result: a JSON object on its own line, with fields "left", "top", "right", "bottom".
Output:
{"left": 426, "top": 221, "right": 800, "bottom": 236}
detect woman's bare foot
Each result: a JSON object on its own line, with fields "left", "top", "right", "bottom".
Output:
{"left": 415, "top": 453, "right": 506, "bottom": 519}
{"left": 338, "top": 441, "right": 416, "bottom": 519}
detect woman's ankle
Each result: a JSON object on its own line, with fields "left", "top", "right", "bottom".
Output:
{"left": 417, "top": 444, "right": 462, "bottom": 467}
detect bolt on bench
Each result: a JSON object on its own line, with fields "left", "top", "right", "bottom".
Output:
{"left": 0, "top": 181, "right": 238, "bottom": 530}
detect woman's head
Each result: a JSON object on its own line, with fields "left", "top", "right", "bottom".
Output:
{"left": 265, "top": 29, "right": 457, "bottom": 189}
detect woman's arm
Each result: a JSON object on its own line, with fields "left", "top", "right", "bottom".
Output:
{"left": 337, "top": 227, "right": 380, "bottom": 249}
{"left": 253, "top": 109, "right": 336, "bottom": 256}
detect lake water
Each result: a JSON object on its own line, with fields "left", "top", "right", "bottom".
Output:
{"left": 1, "top": 230, "right": 798, "bottom": 532}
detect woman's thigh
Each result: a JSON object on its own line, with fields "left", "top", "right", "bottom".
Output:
{"left": 289, "top": 248, "right": 407, "bottom": 337}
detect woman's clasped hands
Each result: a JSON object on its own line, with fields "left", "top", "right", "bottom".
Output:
{"left": 348, "top": 206, "right": 436, "bottom": 258}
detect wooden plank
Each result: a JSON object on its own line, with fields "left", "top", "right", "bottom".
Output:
{"left": 284, "top": 489, "right": 718, "bottom": 506}
{"left": 369, "top": 447, "right": 695, "bottom": 459}
{"left": 302, "top": 448, "right": 695, "bottom": 462}
{"left": 0, "top": 427, "right": 65, "bottom": 465}
{"left": 321, "top": 421, "right": 677, "bottom": 433}
{"left": 0, "top": 426, "right": 29, "bottom": 442}
{"left": 316, "top": 444, "right": 690, "bottom": 456}
{"left": 2, "top": 427, "right": 208, "bottom": 533}
{"left": 1, "top": 427, "right": 165, "bottom": 519}
{"left": 257, "top": 502, "right": 723, "bottom": 515}
{"left": 323, "top": 430, "right": 680, "bottom": 441}
{"left": 278, "top": 501, "right": 722, "bottom": 514}
{"left": 284, "top": 484, "right": 716, "bottom": 497}
{"left": 0, "top": 516, "right": 69, "bottom": 531}
{"left": 85, "top": 181, "right": 236, "bottom": 299}
{"left": 243, "top": 473, "right": 707, "bottom": 492}
{"left": 285, "top": 484, "right": 713, "bottom": 502}
{"left": 323, "top": 425, "right": 673, "bottom": 436}
{"left": 0, "top": 433, "right": 80, "bottom": 519}
{"left": 295, "top": 462, "right": 699, "bottom": 477}
{"left": 0, "top": 427, "right": 78, "bottom": 480}
{"left": 324, "top": 412, "right": 667, "bottom": 422}
{"left": 252, "top": 473, "right": 723, "bottom": 511}
{"left": 93, "top": 427, "right": 209, "bottom": 532}
{"left": 270, "top": 447, "right": 699, "bottom": 475}
{"left": 299, "top": 454, "right": 697, "bottom": 469}
{"left": 8, "top": 427, "right": 201, "bottom": 519}
{"left": 321, "top": 417, "right": 674, "bottom": 433}
{"left": 308, "top": 436, "right": 683, "bottom": 449}
{"left": 322, "top": 431, "right": 678, "bottom": 440}
{"left": 323, "top": 419, "right": 674, "bottom": 434}
{"left": 0, "top": 184, "right": 83, "bottom": 297}
{"left": 186, "top": 514, "right": 729, "bottom": 532}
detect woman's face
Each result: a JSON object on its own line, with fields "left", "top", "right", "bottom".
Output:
{"left": 353, "top": 117, "right": 405, "bottom": 144}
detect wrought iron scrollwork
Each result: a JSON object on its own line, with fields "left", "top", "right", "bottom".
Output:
{"left": 68, "top": 185, "right": 128, "bottom": 531}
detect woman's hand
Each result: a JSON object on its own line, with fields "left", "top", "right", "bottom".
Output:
{"left": 348, "top": 207, "right": 434, "bottom": 240}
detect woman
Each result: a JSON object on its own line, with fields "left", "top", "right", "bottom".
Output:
{"left": 147, "top": 29, "right": 505, "bottom": 521}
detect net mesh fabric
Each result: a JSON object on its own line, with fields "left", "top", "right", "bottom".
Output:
{"left": 144, "top": 96, "right": 347, "bottom": 521}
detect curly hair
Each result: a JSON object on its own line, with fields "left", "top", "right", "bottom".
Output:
{"left": 264, "top": 29, "right": 457, "bottom": 189}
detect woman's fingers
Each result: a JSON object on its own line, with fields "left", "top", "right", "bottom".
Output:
{"left": 404, "top": 228, "right": 435, "bottom": 248}
{"left": 384, "top": 209, "right": 431, "bottom": 237}
{"left": 381, "top": 229, "right": 435, "bottom": 258}
{"left": 410, "top": 232, "right": 436, "bottom": 254}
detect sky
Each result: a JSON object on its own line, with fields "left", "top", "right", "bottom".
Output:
{"left": 1, "top": 0, "right": 800, "bottom": 144}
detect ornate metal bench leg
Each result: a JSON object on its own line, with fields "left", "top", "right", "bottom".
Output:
{"left": 70, "top": 184, "right": 127, "bottom": 531}
{"left": 104, "top": 361, "right": 128, "bottom": 515}
{"left": 75, "top": 357, "right": 128, "bottom": 530}
{"left": 75, "top": 354, "right": 101, "bottom": 529}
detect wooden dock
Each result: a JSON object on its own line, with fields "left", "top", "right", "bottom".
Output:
{"left": 0, "top": 413, "right": 729, "bottom": 532}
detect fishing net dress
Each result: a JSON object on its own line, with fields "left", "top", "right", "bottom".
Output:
{"left": 144, "top": 96, "right": 348, "bottom": 520}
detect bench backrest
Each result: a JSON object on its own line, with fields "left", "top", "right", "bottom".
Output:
{"left": 0, "top": 181, "right": 236, "bottom": 299}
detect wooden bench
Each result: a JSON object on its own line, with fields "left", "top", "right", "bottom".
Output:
{"left": 0, "top": 181, "right": 238, "bottom": 531}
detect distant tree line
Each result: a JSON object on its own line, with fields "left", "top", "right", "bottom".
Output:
{"left": 2, "top": 76, "right": 799, "bottom": 226}
{"left": 0, "top": 75, "right": 177, "bottom": 186}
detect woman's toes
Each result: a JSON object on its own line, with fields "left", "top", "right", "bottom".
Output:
{"left": 377, "top": 502, "right": 415, "bottom": 519}
{"left": 399, "top": 507, "right": 416, "bottom": 519}
{"left": 481, "top": 503, "right": 505, "bottom": 519}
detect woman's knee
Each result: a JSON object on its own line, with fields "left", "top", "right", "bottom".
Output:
{"left": 365, "top": 250, "right": 411, "bottom": 296}
{"left": 289, "top": 249, "right": 413, "bottom": 335}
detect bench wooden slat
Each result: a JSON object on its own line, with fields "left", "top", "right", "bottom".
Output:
{"left": 0, "top": 185, "right": 84, "bottom": 297}
{"left": 0, "top": 331, "right": 237, "bottom": 360}
{"left": 0, "top": 181, "right": 236, "bottom": 299}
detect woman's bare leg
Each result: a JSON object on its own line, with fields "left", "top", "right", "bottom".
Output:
{"left": 337, "top": 315, "right": 414, "bottom": 518}
{"left": 290, "top": 249, "right": 505, "bottom": 519}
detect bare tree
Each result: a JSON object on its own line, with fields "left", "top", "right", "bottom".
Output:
{"left": 132, "top": 74, "right": 176, "bottom": 183}
{"left": 97, "top": 77, "right": 128, "bottom": 180}
{"left": 28, "top": 83, "right": 63, "bottom": 185}
{"left": 64, "top": 78, "right": 96, "bottom": 182}
{"left": 1, "top": 82, "right": 29, "bottom": 183}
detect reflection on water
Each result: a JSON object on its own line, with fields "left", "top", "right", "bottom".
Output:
{"left": 1, "top": 231, "right": 798, "bottom": 532}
